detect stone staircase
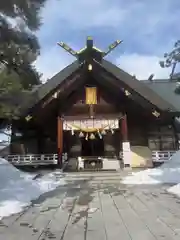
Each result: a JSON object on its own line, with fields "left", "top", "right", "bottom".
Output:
{"left": 62, "top": 171, "right": 127, "bottom": 185}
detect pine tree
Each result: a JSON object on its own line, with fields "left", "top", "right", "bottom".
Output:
{"left": 0, "top": 0, "right": 47, "bottom": 121}
{"left": 159, "top": 40, "right": 180, "bottom": 80}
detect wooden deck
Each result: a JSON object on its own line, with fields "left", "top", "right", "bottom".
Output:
{"left": 0, "top": 172, "right": 180, "bottom": 239}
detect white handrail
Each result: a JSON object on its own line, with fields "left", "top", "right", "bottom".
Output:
{"left": 7, "top": 154, "right": 58, "bottom": 166}
{"left": 119, "top": 150, "right": 177, "bottom": 163}
{"left": 152, "top": 150, "right": 176, "bottom": 162}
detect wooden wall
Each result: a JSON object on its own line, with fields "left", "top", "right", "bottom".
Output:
{"left": 9, "top": 85, "right": 177, "bottom": 155}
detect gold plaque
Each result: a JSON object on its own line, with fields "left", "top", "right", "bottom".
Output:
{"left": 85, "top": 87, "right": 97, "bottom": 105}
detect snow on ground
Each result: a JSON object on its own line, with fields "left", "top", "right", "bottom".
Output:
{"left": 122, "top": 150, "right": 180, "bottom": 185}
{"left": 168, "top": 184, "right": 180, "bottom": 197}
{"left": 0, "top": 158, "right": 66, "bottom": 220}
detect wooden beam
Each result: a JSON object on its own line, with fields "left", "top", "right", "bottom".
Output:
{"left": 30, "top": 76, "right": 86, "bottom": 126}
{"left": 63, "top": 113, "right": 122, "bottom": 120}
{"left": 93, "top": 66, "right": 160, "bottom": 111}
{"left": 25, "top": 64, "right": 86, "bottom": 118}
{"left": 121, "top": 114, "right": 128, "bottom": 142}
{"left": 41, "top": 73, "right": 82, "bottom": 109}
{"left": 59, "top": 86, "right": 85, "bottom": 114}
{"left": 57, "top": 116, "right": 63, "bottom": 167}
{"left": 94, "top": 82, "right": 122, "bottom": 110}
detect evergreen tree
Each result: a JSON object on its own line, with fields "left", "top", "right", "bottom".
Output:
{"left": 159, "top": 40, "right": 180, "bottom": 79}
{"left": 0, "top": 68, "right": 22, "bottom": 120}
{"left": 0, "top": 0, "right": 47, "bottom": 121}
{"left": 0, "top": 1, "right": 46, "bottom": 85}
{"left": 159, "top": 41, "right": 180, "bottom": 94}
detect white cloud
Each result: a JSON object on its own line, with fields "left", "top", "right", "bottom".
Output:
{"left": 116, "top": 54, "right": 171, "bottom": 79}
{"left": 34, "top": 46, "right": 75, "bottom": 82}
{"left": 40, "top": 0, "right": 128, "bottom": 29}
{"left": 35, "top": 0, "right": 179, "bottom": 81}
{"left": 40, "top": 0, "right": 180, "bottom": 33}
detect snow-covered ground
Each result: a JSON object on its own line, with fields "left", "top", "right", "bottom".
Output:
{"left": 122, "top": 151, "right": 180, "bottom": 185}
{"left": 2, "top": 149, "right": 180, "bottom": 219}
{"left": 168, "top": 184, "right": 180, "bottom": 197}
{"left": 122, "top": 150, "right": 180, "bottom": 197}
{"left": 0, "top": 158, "right": 66, "bottom": 220}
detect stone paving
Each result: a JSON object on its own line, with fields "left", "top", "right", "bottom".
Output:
{"left": 1, "top": 172, "right": 180, "bottom": 239}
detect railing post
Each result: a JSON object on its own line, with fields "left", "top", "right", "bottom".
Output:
{"left": 155, "top": 151, "right": 158, "bottom": 162}
{"left": 18, "top": 155, "right": 20, "bottom": 164}
{"left": 41, "top": 154, "right": 44, "bottom": 161}
{"left": 29, "top": 155, "right": 32, "bottom": 163}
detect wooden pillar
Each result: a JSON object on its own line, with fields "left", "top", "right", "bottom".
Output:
{"left": 57, "top": 116, "right": 63, "bottom": 167}
{"left": 121, "top": 114, "right": 128, "bottom": 142}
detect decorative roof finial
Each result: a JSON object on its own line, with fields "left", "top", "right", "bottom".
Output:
{"left": 57, "top": 37, "right": 123, "bottom": 63}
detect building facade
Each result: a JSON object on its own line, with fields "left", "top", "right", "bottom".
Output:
{"left": 4, "top": 38, "right": 180, "bottom": 169}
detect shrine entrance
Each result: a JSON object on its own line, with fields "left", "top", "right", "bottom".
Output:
{"left": 63, "top": 118, "right": 119, "bottom": 158}
{"left": 81, "top": 136, "right": 104, "bottom": 157}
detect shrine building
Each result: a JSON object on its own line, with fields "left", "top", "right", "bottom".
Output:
{"left": 3, "top": 37, "right": 180, "bottom": 170}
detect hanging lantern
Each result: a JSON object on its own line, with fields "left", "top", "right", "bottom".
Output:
{"left": 88, "top": 64, "right": 92, "bottom": 71}
{"left": 79, "top": 131, "right": 84, "bottom": 138}
{"left": 85, "top": 133, "right": 88, "bottom": 140}
{"left": 89, "top": 133, "right": 95, "bottom": 140}
{"left": 71, "top": 129, "right": 74, "bottom": 135}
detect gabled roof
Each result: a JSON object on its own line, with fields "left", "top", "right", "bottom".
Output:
{"left": 19, "top": 61, "right": 80, "bottom": 112}
{"left": 35, "top": 61, "right": 79, "bottom": 101}
{"left": 18, "top": 36, "right": 180, "bottom": 115}
{"left": 143, "top": 80, "right": 180, "bottom": 112}
{"left": 2, "top": 37, "right": 180, "bottom": 122}
{"left": 16, "top": 60, "right": 180, "bottom": 116}
{"left": 96, "top": 60, "right": 177, "bottom": 112}
{"left": 2, "top": 60, "right": 179, "bottom": 119}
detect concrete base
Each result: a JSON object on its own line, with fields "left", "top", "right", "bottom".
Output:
{"left": 102, "top": 158, "right": 122, "bottom": 170}
{"left": 65, "top": 157, "right": 122, "bottom": 171}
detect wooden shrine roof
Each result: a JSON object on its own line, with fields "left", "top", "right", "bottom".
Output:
{"left": 99, "top": 60, "right": 177, "bottom": 112}
{"left": 10, "top": 61, "right": 81, "bottom": 115}
{"left": 1, "top": 59, "right": 180, "bottom": 120}
{"left": 142, "top": 80, "right": 180, "bottom": 112}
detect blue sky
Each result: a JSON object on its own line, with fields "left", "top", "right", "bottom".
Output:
{"left": 1, "top": 0, "right": 180, "bottom": 141}
{"left": 34, "top": 0, "right": 180, "bottom": 81}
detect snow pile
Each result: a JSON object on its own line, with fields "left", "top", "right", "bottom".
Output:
{"left": 168, "top": 184, "right": 180, "bottom": 197}
{"left": 0, "top": 158, "right": 66, "bottom": 219}
{"left": 122, "top": 150, "right": 180, "bottom": 185}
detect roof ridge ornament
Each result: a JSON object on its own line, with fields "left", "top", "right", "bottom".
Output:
{"left": 57, "top": 37, "right": 123, "bottom": 63}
